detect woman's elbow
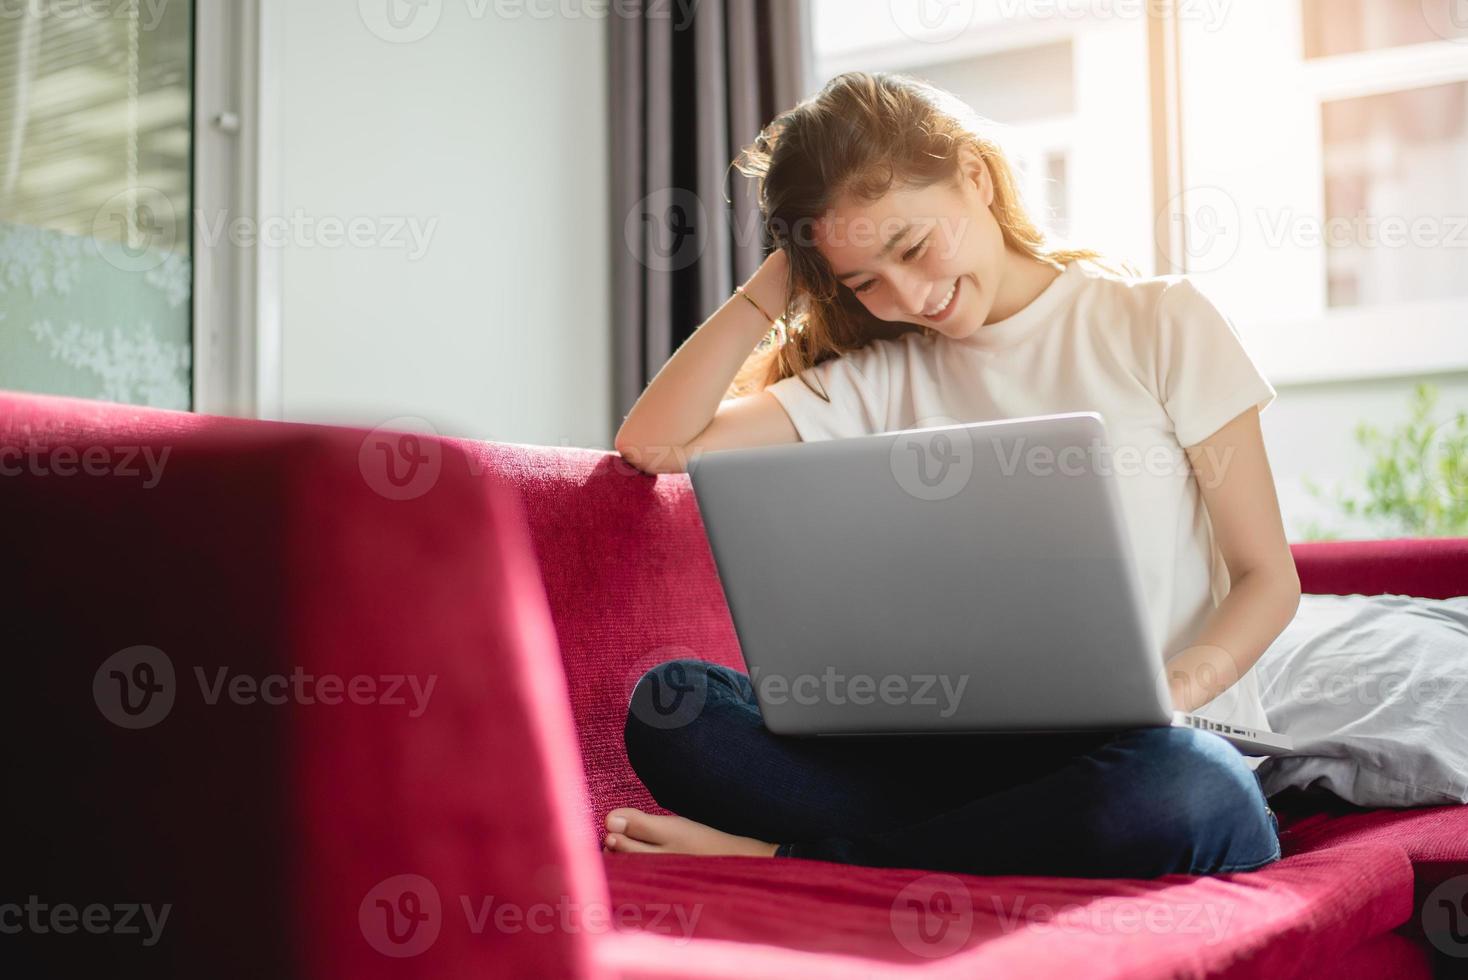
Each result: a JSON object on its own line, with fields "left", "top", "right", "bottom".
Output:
{"left": 614, "top": 441, "right": 688, "bottom": 475}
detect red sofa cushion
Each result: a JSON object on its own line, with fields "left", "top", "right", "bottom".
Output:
{"left": 1274, "top": 789, "right": 1468, "bottom": 951}
{"left": 598, "top": 842, "right": 1414, "bottom": 978}
{"left": 1279, "top": 799, "right": 1468, "bottom": 888}
{"left": 598, "top": 928, "right": 1431, "bottom": 980}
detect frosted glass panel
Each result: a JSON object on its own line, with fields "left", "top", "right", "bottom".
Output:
{"left": 0, "top": 0, "right": 192, "bottom": 409}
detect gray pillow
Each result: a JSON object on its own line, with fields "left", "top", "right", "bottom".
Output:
{"left": 1252, "top": 592, "right": 1468, "bottom": 807}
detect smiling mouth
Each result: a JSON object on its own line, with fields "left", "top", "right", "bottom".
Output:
{"left": 923, "top": 278, "right": 960, "bottom": 321}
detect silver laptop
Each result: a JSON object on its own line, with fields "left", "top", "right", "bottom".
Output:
{"left": 685, "top": 411, "right": 1292, "bottom": 756}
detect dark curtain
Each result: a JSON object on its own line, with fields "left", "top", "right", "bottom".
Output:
{"left": 610, "top": 0, "right": 811, "bottom": 427}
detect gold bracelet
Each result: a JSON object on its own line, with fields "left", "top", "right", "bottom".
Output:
{"left": 735, "top": 285, "right": 777, "bottom": 324}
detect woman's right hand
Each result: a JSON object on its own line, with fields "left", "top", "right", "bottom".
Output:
{"left": 614, "top": 246, "right": 802, "bottom": 471}
{"left": 742, "top": 248, "right": 792, "bottom": 325}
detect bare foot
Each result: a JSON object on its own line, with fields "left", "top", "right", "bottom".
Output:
{"left": 602, "top": 807, "right": 780, "bottom": 858}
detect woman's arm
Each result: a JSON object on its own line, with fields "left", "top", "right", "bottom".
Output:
{"left": 614, "top": 250, "right": 793, "bottom": 473}
{"left": 1165, "top": 405, "right": 1303, "bottom": 713}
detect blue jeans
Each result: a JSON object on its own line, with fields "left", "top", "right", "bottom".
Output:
{"left": 624, "top": 659, "right": 1281, "bottom": 878}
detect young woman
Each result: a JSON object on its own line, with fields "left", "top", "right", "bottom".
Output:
{"left": 608, "top": 71, "right": 1301, "bottom": 878}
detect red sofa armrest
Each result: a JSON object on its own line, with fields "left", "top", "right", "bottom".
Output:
{"left": 1, "top": 417, "right": 608, "bottom": 978}
{"left": 1289, "top": 536, "right": 1468, "bottom": 600}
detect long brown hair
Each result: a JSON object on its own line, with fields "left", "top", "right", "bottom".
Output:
{"left": 727, "top": 70, "right": 1108, "bottom": 402}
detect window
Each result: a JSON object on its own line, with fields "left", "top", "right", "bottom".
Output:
{"left": 1321, "top": 81, "right": 1468, "bottom": 309}
{"left": 1176, "top": 2, "right": 1468, "bottom": 382}
{"left": 0, "top": 0, "right": 194, "bottom": 408}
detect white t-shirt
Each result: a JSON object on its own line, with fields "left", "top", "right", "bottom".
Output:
{"left": 766, "top": 259, "right": 1279, "bottom": 760}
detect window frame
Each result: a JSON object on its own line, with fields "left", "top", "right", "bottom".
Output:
{"left": 191, "top": 0, "right": 282, "bottom": 418}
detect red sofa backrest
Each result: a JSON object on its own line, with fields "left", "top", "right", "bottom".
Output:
{"left": 440, "top": 438, "right": 747, "bottom": 837}
{"left": 1, "top": 391, "right": 613, "bottom": 978}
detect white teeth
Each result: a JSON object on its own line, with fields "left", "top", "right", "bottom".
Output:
{"left": 924, "top": 281, "right": 957, "bottom": 318}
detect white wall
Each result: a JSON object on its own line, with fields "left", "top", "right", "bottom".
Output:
{"left": 272, "top": 1, "right": 610, "bottom": 449}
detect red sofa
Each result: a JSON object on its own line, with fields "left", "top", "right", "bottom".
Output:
{"left": 4, "top": 389, "right": 1466, "bottom": 978}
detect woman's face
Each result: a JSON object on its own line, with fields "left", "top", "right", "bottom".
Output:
{"left": 812, "top": 147, "right": 1008, "bottom": 339}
